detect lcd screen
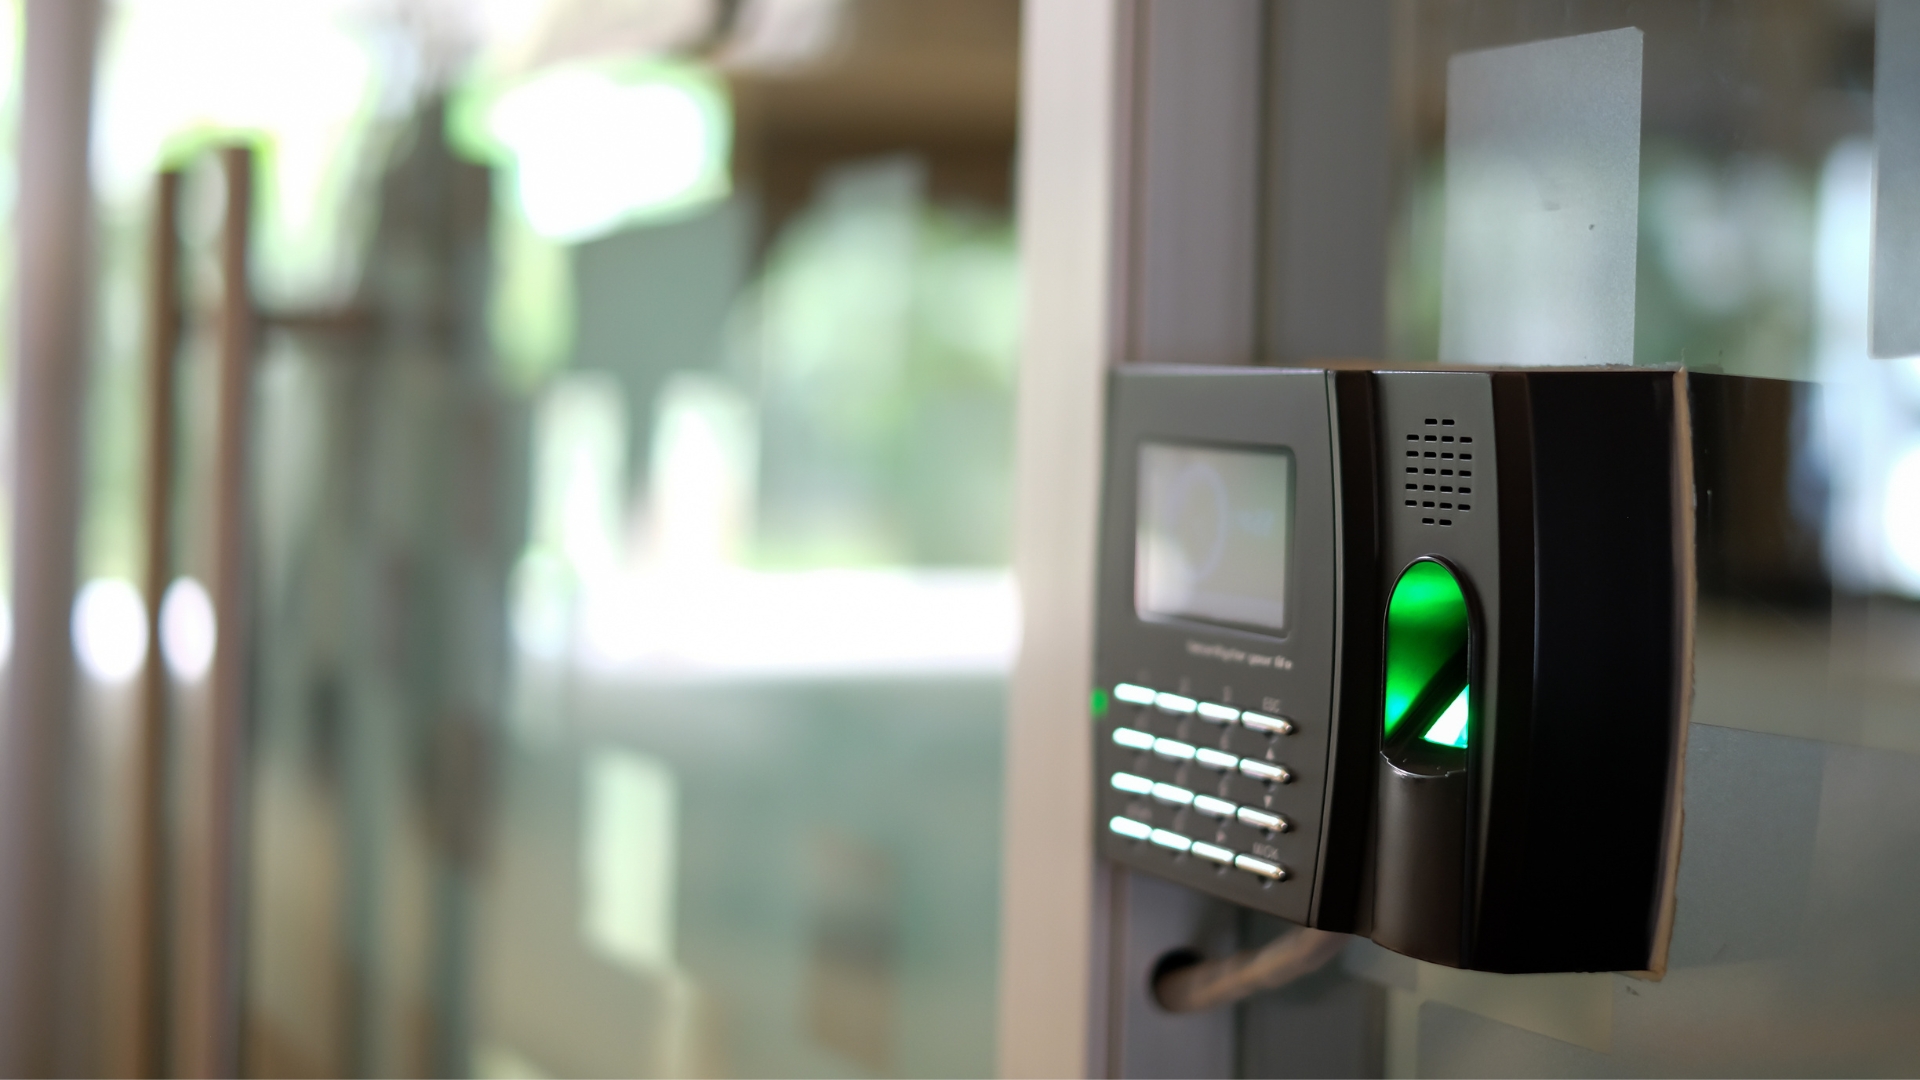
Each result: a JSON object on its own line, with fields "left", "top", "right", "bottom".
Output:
{"left": 1135, "top": 443, "right": 1293, "bottom": 633}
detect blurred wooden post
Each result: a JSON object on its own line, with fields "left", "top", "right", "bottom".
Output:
{"left": 175, "top": 145, "right": 255, "bottom": 1080}
{"left": 134, "top": 168, "right": 183, "bottom": 1079}
{"left": 0, "top": 0, "right": 101, "bottom": 1074}
{"left": 206, "top": 142, "right": 256, "bottom": 1080}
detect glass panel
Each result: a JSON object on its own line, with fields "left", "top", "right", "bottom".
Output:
{"left": 78, "top": 3, "right": 1018, "bottom": 1076}
{"left": 1245, "top": 2, "right": 1920, "bottom": 1076}
{"left": 1437, "top": 28, "right": 1644, "bottom": 369}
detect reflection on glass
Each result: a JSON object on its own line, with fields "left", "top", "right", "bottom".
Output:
{"left": 1344, "top": 5, "right": 1920, "bottom": 1078}
{"left": 71, "top": 577, "right": 148, "bottom": 683}
{"left": 581, "top": 747, "right": 680, "bottom": 974}
{"left": 1815, "top": 138, "right": 1920, "bottom": 599}
{"left": 459, "top": 64, "right": 732, "bottom": 244}
{"left": 465, "top": 9, "right": 1019, "bottom": 1078}
{"left": 1439, "top": 28, "right": 1644, "bottom": 368}
{"left": 1135, "top": 443, "right": 1293, "bottom": 634}
{"left": 158, "top": 575, "right": 215, "bottom": 682}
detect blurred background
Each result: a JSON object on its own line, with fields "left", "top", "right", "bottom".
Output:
{"left": 4, "top": 0, "right": 1920, "bottom": 1077}
{"left": 4, "top": 1, "right": 1020, "bottom": 1076}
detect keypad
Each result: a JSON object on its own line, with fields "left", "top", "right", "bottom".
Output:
{"left": 1234, "top": 854, "right": 1287, "bottom": 881}
{"left": 1194, "top": 747, "right": 1237, "bottom": 771}
{"left": 1150, "top": 782, "right": 1195, "bottom": 806}
{"left": 1101, "top": 682, "right": 1299, "bottom": 887}
{"left": 1238, "top": 760, "right": 1291, "bottom": 784}
{"left": 1238, "top": 711, "right": 1295, "bottom": 736}
{"left": 1191, "top": 841, "right": 1235, "bottom": 865}
{"left": 1236, "top": 807, "right": 1287, "bottom": 832}
{"left": 1152, "top": 737, "right": 1197, "bottom": 762}
{"left": 1193, "top": 794, "right": 1236, "bottom": 818}
{"left": 1107, "top": 809, "right": 1292, "bottom": 883}
{"left": 1149, "top": 829, "right": 1192, "bottom": 852}
{"left": 1196, "top": 702, "right": 1239, "bottom": 723}
{"left": 1105, "top": 681, "right": 1296, "bottom": 737}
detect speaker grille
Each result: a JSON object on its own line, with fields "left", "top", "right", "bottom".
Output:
{"left": 1399, "top": 417, "right": 1475, "bottom": 527}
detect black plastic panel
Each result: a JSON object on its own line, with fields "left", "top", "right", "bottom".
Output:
{"left": 1095, "top": 365, "right": 1694, "bottom": 974}
{"left": 1370, "top": 372, "right": 1501, "bottom": 963}
{"left": 1094, "top": 366, "right": 1349, "bottom": 926}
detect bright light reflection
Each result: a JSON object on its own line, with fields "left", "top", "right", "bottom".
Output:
{"left": 73, "top": 579, "right": 148, "bottom": 682}
{"left": 648, "top": 373, "right": 756, "bottom": 570}
{"left": 539, "top": 568, "right": 1019, "bottom": 678}
{"left": 94, "top": 0, "right": 377, "bottom": 298}
{"left": 485, "top": 66, "right": 729, "bottom": 242}
{"left": 582, "top": 748, "right": 678, "bottom": 974}
{"left": 160, "top": 576, "right": 217, "bottom": 682}
{"left": 1883, "top": 445, "right": 1920, "bottom": 591}
{"left": 509, "top": 549, "right": 575, "bottom": 661}
{"left": 1421, "top": 687, "right": 1471, "bottom": 749}
{"left": 1813, "top": 139, "right": 1920, "bottom": 597}
{"left": 530, "top": 373, "right": 627, "bottom": 581}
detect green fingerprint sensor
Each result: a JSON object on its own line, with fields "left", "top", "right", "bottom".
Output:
{"left": 1383, "top": 559, "right": 1472, "bottom": 749}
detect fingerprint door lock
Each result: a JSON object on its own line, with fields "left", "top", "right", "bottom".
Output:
{"left": 1094, "top": 365, "right": 1695, "bottom": 974}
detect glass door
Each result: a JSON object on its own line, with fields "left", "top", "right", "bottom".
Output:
{"left": 81, "top": 3, "right": 1022, "bottom": 1076}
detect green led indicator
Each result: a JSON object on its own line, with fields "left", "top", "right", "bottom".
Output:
{"left": 1383, "top": 559, "right": 1471, "bottom": 748}
{"left": 1091, "top": 687, "right": 1110, "bottom": 719}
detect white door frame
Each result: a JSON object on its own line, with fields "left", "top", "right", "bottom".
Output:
{"left": 996, "top": 2, "right": 1271, "bottom": 1075}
